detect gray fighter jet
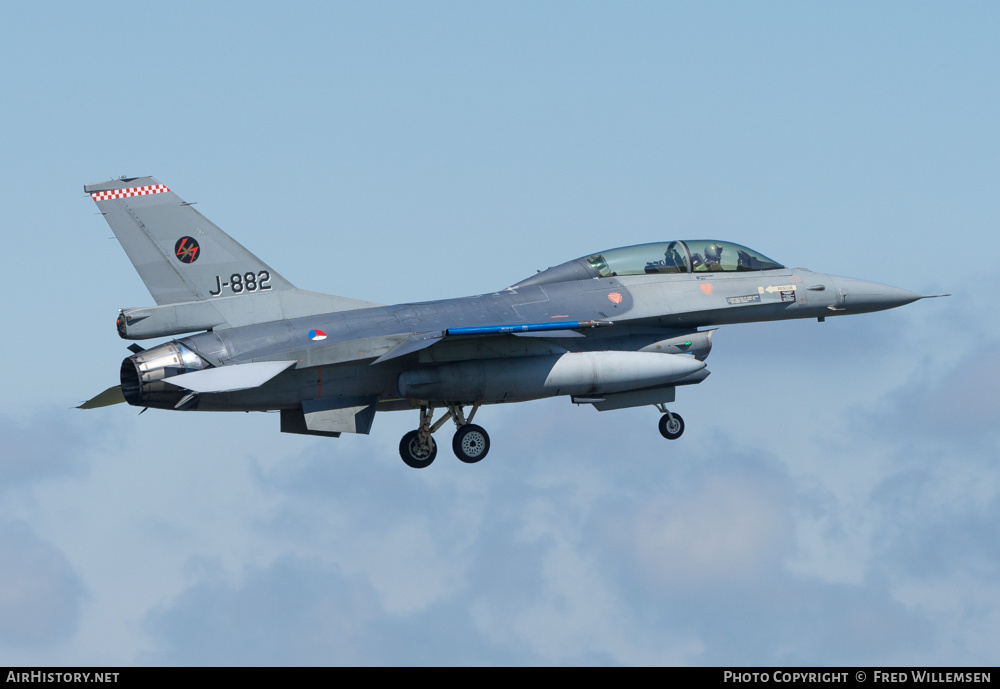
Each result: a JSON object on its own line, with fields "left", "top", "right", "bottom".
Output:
{"left": 80, "top": 177, "right": 941, "bottom": 468}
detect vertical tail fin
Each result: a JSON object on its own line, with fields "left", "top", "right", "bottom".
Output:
{"left": 85, "top": 176, "right": 294, "bottom": 305}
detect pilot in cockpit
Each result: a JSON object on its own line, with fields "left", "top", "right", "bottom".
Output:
{"left": 691, "top": 242, "right": 724, "bottom": 271}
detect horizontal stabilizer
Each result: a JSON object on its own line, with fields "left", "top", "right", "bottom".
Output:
{"left": 163, "top": 360, "right": 296, "bottom": 393}
{"left": 78, "top": 385, "right": 125, "bottom": 409}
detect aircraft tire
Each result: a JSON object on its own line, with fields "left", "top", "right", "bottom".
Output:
{"left": 400, "top": 430, "right": 436, "bottom": 469}
{"left": 658, "top": 413, "right": 685, "bottom": 440}
{"left": 453, "top": 424, "right": 490, "bottom": 464}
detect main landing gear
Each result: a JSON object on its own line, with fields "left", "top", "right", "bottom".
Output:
{"left": 656, "top": 403, "right": 685, "bottom": 440}
{"left": 399, "top": 404, "right": 490, "bottom": 469}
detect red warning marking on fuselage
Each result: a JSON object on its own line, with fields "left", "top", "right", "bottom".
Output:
{"left": 700, "top": 283, "right": 713, "bottom": 295}
{"left": 90, "top": 184, "right": 170, "bottom": 202}
{"left": 607, "top": 292, "right": 623, "bottom": 305}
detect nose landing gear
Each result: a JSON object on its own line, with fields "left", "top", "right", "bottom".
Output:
{"left": 398, "top": 403, "right": 490, "bottom": 468}
{"left": 656, "top": 404, "right": 685, "bottom": 440}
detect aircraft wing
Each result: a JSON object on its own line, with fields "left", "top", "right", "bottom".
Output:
{"left": 372, "top": 320, "right": 612, "bottom": 364}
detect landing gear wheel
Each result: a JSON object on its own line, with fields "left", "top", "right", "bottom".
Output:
{"left": 453, "top": 424, "right": 490, "bottom": 463}
{"left": 400, "top": 430, "right": 437, "bottom": 469}
{"left": 658, "top": 413, "right": 685, "bottom": 440}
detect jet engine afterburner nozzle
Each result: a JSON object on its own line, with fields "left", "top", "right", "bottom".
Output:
{"left": 120, "top": 341, "right": 209, "bottom": 409}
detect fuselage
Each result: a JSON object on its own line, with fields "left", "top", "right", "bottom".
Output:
{"left": 121, "top": 264, "right": 920, "bottom": 413}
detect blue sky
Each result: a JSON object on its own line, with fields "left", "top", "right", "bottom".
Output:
{"left": 1, "top": 1, "right": 997, "bottom": 665}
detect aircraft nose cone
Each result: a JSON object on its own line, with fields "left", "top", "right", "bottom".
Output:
{"left": 834, "top": 277, "right": 923, "bottom": 314}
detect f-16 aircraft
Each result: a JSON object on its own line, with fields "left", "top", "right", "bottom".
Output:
{"left": 80, "top": 177, "right": 941, "bottom": 468}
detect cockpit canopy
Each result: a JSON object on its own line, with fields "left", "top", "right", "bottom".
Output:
{"left": 585, "top": 240, "right": 783, "bottom": 276}
{"left": 513, "top": 240, "right": 784, "bottom": 288}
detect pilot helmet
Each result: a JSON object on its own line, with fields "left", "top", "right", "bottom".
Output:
{"left": 705, "top": 242, "right": 723, "bottom": 260}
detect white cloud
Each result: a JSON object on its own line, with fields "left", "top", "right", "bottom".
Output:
{"left": 0, "top": 521, "right": 84, "bottom": 647}
{"left": 626, "top": 476, "right": 791, "bottom": 591}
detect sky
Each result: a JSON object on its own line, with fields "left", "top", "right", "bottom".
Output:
{"left": 0, "top": 1, "right": 998, "bottom": 666}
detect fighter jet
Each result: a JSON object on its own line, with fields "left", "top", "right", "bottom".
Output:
{"left": 80, "top": 177, "right": 942, "bottom": 468}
